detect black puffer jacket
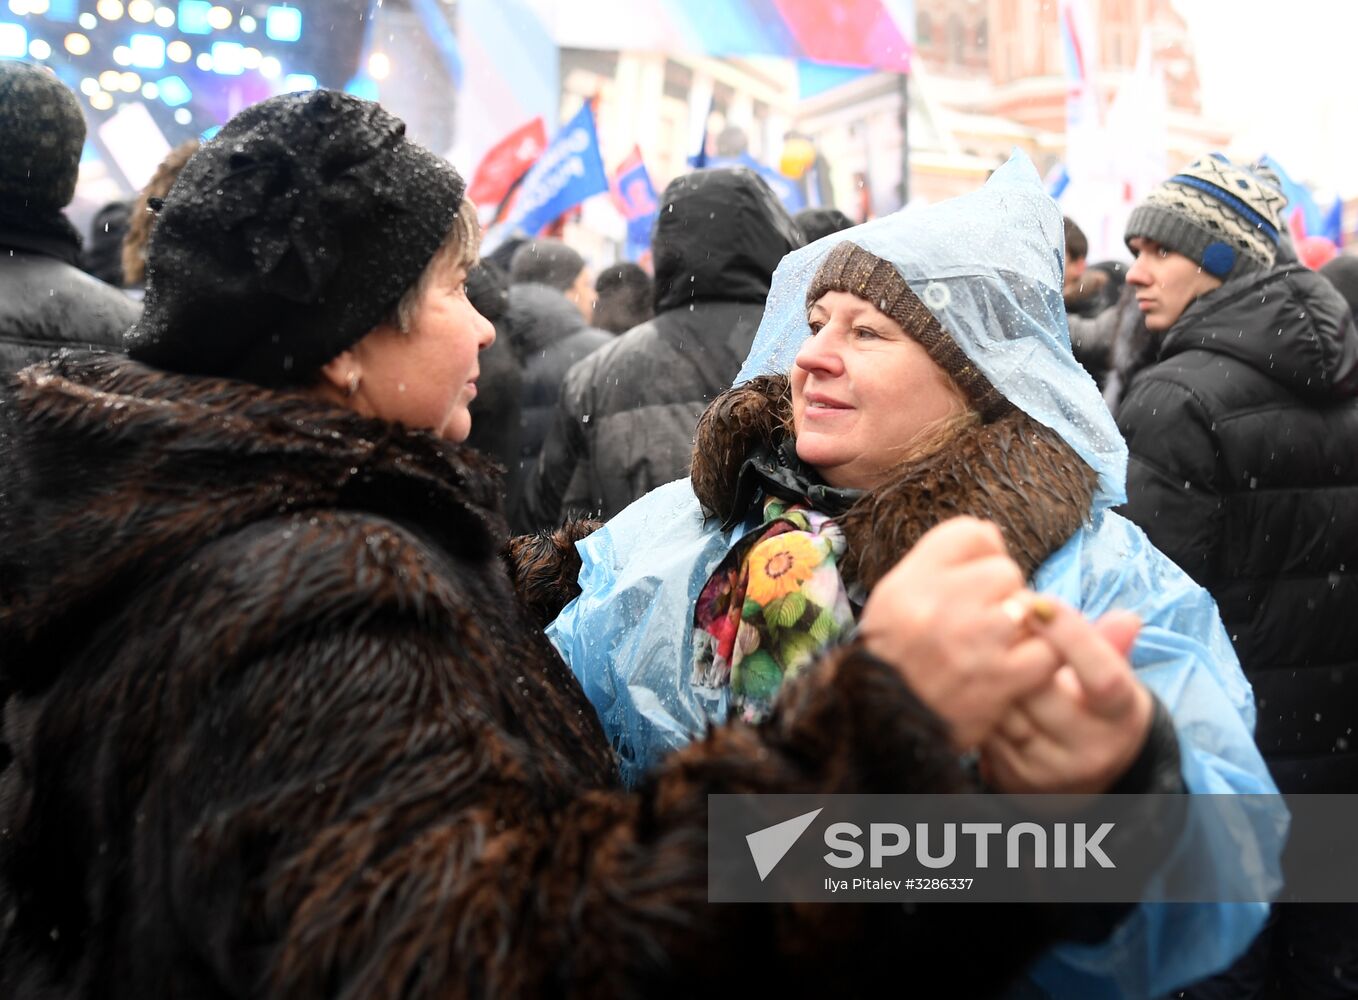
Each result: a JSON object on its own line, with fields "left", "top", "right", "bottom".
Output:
{"left": 1117, "top": 264, "right": 1358, "bottom": 792}
{"left": 0, "top": 228, "right": 139, "bottom": 375}
{"left": 502, "top": 283, "right": 610, "bottom": 514}
{"left": 0, "top": 353, "right": 1071, "bottom": 999}
{"left": 522, "top": 167, "right": 802, "bottom": 527}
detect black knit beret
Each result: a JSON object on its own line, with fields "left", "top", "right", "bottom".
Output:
{"left": 806, "top": 241, "right": 1011, "bottom": 420}
{"left": 0, "top": 61, "right": 87, "bottom": 213}
{"left": 126, "top": 90, "right": 465, "bottom": 387}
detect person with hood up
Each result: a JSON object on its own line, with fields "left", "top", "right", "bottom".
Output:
{"left": 0, "top": 91, "right": 1087, "bottom": 1000}
{"left": 501, "top": 265, "right": 611, "bottom": 529}
{"left": 1116, "top": 154, "right": 1358, "bottom": 997}
{"left": 0, "top": 61, "right": 139, "bottom": 376}
{"left": 522, "top": 166, "right": 804, "bottom": 527}
{"left": 550, "top": 153, "right": 1283, "bottom": 999}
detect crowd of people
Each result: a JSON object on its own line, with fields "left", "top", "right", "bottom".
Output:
{"left": 2, "top": 59, "right": 1356, "bottom": 999}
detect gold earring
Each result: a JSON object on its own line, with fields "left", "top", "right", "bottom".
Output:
{"left": 346, "top": 371, "right": 361, "bottom": 397}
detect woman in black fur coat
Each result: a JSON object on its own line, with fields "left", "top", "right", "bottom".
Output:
{"left": 0, "top": 92, "right": 1072, "bottom": 998}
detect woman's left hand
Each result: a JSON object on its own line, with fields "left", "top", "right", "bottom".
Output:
{"left": 980, "top": 600, "right": 1154, "bottom": 794}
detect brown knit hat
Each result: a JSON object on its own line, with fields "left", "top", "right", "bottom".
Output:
{"left": 805, "top": 241, "right": 1010, "bottom": 420}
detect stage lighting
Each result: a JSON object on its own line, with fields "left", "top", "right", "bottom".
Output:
{"left": 166, "top": 39, "right": 190, "bottom": 62}
{"left": 174, "top": 108, "right": 192, "bottom": 125}
{"left": 64, "top": 31, "right": 90, "bottom": 55}
{"left": 178, "top": 0, "right": 212, "bottom": 35}
{"left": 95, "top": 0, "right": 124, "bottom": 19}
{"left": 80, "top": 77, "right": 99, "bottom": 96}
{"left": 259, "top": 55, "right": 281, "bottom": 79}
{"left": 141, "top": 81, "right": 158, "bottom": 99}
{"left": 78, "top": 11, "right": 96, "bottom": 28}
{"left": 90, "top": 91, "right": 114, "bottom": 111}
{"left": 128, "top": 33, "right": 165, "bottom": 69}
{"left": 265, "top": 5, "right": 302, "bottom": 43}
{"left": 206, "top": 5, "right": 231, "bottom": 30}
{"left": 368, "top": 52, "right": 390, "bottom": 80}
{"left": 99, "top": 70, "right": 122, "bottom": 89}
{"left": 282, "top": 73, "right": 317, "bottom": 93}
{"left": 28, "top": 37, "right": 51, "bottom": 59}
{"left": 48, "top": 0, "right": 78, "bottom": 19}
{"left": 119, "top": 71, "right": 141, "bottom": 92}
{"left": 239, "top": 14, "right": 256, "bottom": 33}
{"left": 156, "top": 74, "right": 191, "bottom": 106}
{"left": 241, "top": 46, "right": 261, "bottom": 69}
{"left": 127, "top": 0, "right": 153, "bottom": 22}
{"left": 210, "top": 41, "right": 244, "bottom": 75}
{"left": 0, "top": 22, "right": 25, "bottom": 58}
{"left": 154, "top": 6, "right": 174, "bottom": 27}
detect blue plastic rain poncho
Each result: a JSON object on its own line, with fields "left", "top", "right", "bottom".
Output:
{"left": 549, "top": 153, "right": 1283, "bottom": 998}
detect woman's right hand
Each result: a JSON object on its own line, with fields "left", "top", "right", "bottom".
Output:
{"left": 858, "top": 517, "right": 1063, "bottom": 750}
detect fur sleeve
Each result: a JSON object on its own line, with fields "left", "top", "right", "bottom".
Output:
{"left": 142, "top": 519, "right": 1065, "bottom": 999}
{"left": 502, "top": 518, "right": 601, "bottom": 627}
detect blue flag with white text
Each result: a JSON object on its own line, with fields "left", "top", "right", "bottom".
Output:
{"left": 505, "top": 100, "right": 609, "bottom": 237}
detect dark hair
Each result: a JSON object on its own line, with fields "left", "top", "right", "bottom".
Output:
{"left": 794, "top": 207, "right": 853, "bottom": 244}
{"left": 84, "top": 199, "right": 133, "bottom": 286}
{"left": 592, "top": 262, "right": 654, "bottom": 334}
{"left": 509, "top": 239, "right": 586, "bottom": 291}
{"left": 1063, "top": 216, "right": 1088, "bottom": 262}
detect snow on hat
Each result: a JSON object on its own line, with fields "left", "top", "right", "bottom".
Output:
{"left": 1125, "top": 154, "right": 1287, "bottom": 280}
{"left": 126, "top": 90, "right": 465, "bottom": 387}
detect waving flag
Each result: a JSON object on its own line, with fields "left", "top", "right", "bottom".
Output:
{"left": 504, "top": 100, "right": 609, "bottom": 238}
{"left": 611, "top": 146, "right": 659, "bottom": 262}
{"left": 467, "top": 117, "right": 547, "bottom": 209}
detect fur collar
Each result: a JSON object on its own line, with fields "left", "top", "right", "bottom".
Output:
{"left": 691, "top": 375, "right": 1097, "bottom": 589}
{"left": 0, "top": 353, "right": 506, "bottom": 659}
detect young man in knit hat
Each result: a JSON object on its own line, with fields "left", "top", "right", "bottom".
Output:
{"left": 1116, "top": 154, "right": 1358, "bottom": 998}
{"left": 0, "top": 61, "right": 140, "bottom": 377}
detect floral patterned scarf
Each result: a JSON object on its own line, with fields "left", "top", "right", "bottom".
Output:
{"left": 693, "top": 497, "right": 857, "bottom": 721}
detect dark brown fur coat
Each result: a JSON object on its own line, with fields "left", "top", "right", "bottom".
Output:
{"left": 690, "top": 374, "right": 1098, "bottom": 587}
{"left": 0, "top": 355, "right": 1067, "bottom": 998}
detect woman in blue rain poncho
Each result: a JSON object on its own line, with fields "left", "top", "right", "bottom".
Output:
{"left": 550, "top": 154, "right": 1284, "bottom": 998}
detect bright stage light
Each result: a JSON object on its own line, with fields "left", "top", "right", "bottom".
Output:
{"left": 98, "top": 70, "right": 122, "bottom": 89}
{"left": 112, "top": 46, "right": 131, "bottom": 66}
{"left": 78, "top": 11, "right": 96, "bottom": 28}
{"left": 241, "top": 46, "right": 261, "bottom": 69}
{"left": 8, "top": 1, "right": 29, "bottom": 17}
{"left": 174, "top": 108, "right": 192, "bottom": 125}
{"left": 28, "top": 37, "right": 51, "bottom": 59}
{"left": 368, "top": 52, "right": 390, "bottom": 80}
{"left": 239, "top": 14, "right": 256, "bottom": 32}
{"left": 90, "top": 91, "right": 114, "bottom": 111}
{"left": 141, "top": 81, "right": 158, "bottom": 99}
{"left": 128, "top": 32, "right": 165, "bottom": 69}
{"left": 127, "top": 0, "right": 153, "bottom": 22}
{"left": 206, "top": 5, "right": 231, "bottom": 30}
{"left": 195, "top": 52, "right": 212, "bottom": 71}
{"left": 210, "top": 41, "right": 244, "bottom": 75}
{"left": 178, "top": 0, "right": 212, "bottom": 34}
{"left": 156, "top": 74, "right": 191, "bottom": 106}
{"left": 265, "top": 5, "right": 302, "bottom": 43}
{"left": 166, "top": 39, "right": 190, "bottom": 62}
{"left": 153, "top": 6, "right": 174, "bottom": 27}
{"left": 119, "top": 71, "right": 141, "bottom": 92}
{"left": 64, "top": 31, "right": 90, "bottom": 55}
{"left": 0, "top": 22, "right": 24, "bottom": 58}
{"left": 80, "top": 77, "right": 99, "bottom": 96}
{"left": 95, "top": 0, "right": 124, "bottom": 20}
{"left": 259, "top": 55, "right": 281, "bottom": 79}
{"left": 282, "top": 73, "right": 317, "bottom": 93}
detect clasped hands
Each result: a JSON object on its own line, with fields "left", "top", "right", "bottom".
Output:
{"left": 858, "top": 517, "right": 1154, "bottom": 794}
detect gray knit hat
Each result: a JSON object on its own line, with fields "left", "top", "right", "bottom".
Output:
{"left": 1125, "top": 154, "right": 1288, "bottom": 280}
{"left": 0, "top": 61, "right": 87, "bottom": 213}
{"left": 806, "top": 240, "right": 1011, "bottom": 420}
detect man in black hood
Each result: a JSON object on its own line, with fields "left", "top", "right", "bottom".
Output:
{"left": 1116, "top": 155, "right": 1358, "bottom": 998}
{"left": 0, "top": 62, "right": 139, "bottom": 376}
{"left": 521, "top": 167, "right": 803, "bottom": 527}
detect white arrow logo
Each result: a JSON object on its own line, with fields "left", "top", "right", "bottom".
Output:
{"left": 746, "top": 808, "right": 823, "bottom": 881}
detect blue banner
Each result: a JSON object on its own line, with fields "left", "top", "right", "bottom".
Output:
{"left": 612, "top": 148, "right": 659, "bottom": 262}
{"left": 506, "top": 101, "right": 610, "bottom": 237}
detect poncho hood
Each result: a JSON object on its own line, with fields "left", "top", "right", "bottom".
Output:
{"left": 737, "top": 151, "right": 1128, "bottom": 509}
